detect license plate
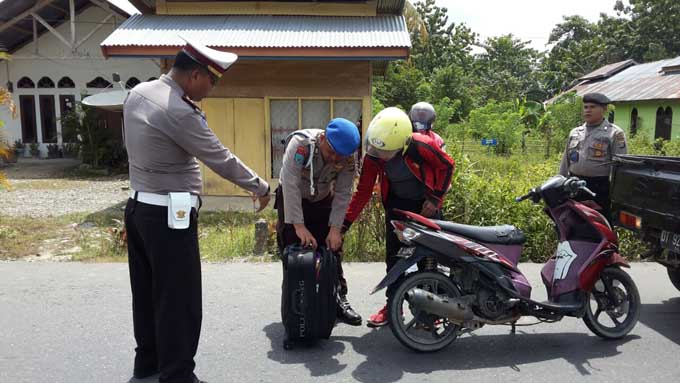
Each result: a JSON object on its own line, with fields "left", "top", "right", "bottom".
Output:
{"left": 660, "top": 231, "right": 680, "bottom": 254}
{"left": 396, "top": 247, "right": 416, "bottom": 258}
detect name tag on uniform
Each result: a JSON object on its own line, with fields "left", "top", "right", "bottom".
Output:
{"left": 168, "top": 192, "right": 191, "bottom": 229}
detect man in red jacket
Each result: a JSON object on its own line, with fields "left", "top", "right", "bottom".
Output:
{"left": 342, "top": 107, "right": 455, "bottom": 327}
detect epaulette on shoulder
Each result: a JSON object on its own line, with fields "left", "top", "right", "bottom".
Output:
{"left": 182, "top": 95, "right": 202, "bottom": 113}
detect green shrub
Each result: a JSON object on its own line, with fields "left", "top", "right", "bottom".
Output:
{"left": 466, "top": 100, "right": 524, "bottom": 155}
{"left": 442, "top": 144, "right": 650, "bottom": 262}
{"left": 443, "top": 147, "right": 561, "bottom": 262}
{"left": 543, "top": 93, "right": 584, "bottom": 157}
{"left": 343, "top": 194, "right": 386, "bottom": 262}
{"left": 61, "top": 104, "right": 127, "bottom": 170}
{"left": 628, "top": 131, "right": 680, "bottom": 156}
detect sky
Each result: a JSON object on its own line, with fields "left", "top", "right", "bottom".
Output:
{"left": 107, "top": 0, "right": 624, "bottom": 53}
{"left": 437, "top": 0, "right": 625, "bottom": 52}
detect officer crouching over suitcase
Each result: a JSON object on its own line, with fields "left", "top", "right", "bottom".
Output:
{"left": 276, "top": 118, "right": 363, "bottom": 326}
{"left": 123, "top": 35, "right": 270, "bottom": 383}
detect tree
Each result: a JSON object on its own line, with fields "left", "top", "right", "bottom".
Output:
{"left": 475, "top": 34, "right": 544, "bottom": 102}
{"left": 616, "top": 0, "right": 680, "bottom": 61}
{"left": 433, "top": 96, "right": 460, "bottom": 134}
{"left": 541, "top": 16, "right": 608, "bottom": 96}
{"left": 374, "top": 61, "right": 426, "bottom": 111}
{"left": 409, "top": 0, "right": 476, "bottom": 74}
{"left": 376, "top": 1, "right": 477, "bottom": 117}
{"left": 541, "top": 1, "right": 680, "bottom": 98}
{"left": 431, "top": 64, "right": 478, "bottom": 121}
{"left": 403, "top": 0, "right": 428, "bottom": 44}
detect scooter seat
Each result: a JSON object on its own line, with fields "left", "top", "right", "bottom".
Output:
{"left": 433, "top": 220, "right": 527, "bottom": 245}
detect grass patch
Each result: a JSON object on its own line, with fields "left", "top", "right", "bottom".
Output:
{"left": 70, "top": 208, "right": 280, "bottom": 262}
{"left": 198, "top": 210, "right": 278, "bottom": 262}
{"left": 0, "top": 215, "right": 74, "bottom": 259}
{"left": 1, "top": 207, "right": 280, "bottom": 262}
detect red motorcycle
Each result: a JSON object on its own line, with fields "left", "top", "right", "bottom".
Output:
{"left": 373, "top": 175, "right": 640, "bottom": 352}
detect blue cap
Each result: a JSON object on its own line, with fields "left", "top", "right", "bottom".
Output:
{"left": 325, "top": 118, "right": 360, "bottom": 156}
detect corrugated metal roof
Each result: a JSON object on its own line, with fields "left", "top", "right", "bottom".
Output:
{"left": 577, "top": 59, "right": 636, "bottom": 81}
{"left": 567, "top": 56, "right": 680, "bottom": 102}
{"left": 101, "top": 14, "right": 410, "bottom": 49}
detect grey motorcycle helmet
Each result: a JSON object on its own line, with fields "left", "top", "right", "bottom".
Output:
{"left": 409, "top": 102, "right": 436, "bottom": 132}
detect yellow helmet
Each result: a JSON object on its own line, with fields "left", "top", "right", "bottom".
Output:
{"left": 365, "top": 107, "right": 412, "bottom": 159}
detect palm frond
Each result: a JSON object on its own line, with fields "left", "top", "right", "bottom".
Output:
{"left": 403, "top": 0, "right": 428, "bottom": 43}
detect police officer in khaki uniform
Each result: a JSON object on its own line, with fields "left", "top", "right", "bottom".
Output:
{"left": 559, "top": 92, "right": 627, "bottom": 220}
{"left": 276, "top": 119, "right": 363, "bottom": 326}
{"left": 123, "top": 36, "right": 270, "bottom": 383}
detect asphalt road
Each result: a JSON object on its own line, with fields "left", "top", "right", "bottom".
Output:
{"left": 1, "top": 261, "right": 679, "bottom": 383}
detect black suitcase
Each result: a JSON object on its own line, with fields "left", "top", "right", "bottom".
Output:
{"left": 281, "top": 245, "right": 337, "bottom": 349}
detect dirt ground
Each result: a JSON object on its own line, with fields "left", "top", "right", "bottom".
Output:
{"left": 1, "top": 158, "right": 129, "bottom": 261}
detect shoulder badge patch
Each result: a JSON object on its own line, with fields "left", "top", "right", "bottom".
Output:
{"left": 294, "top": 145, "right": 308, "bottom": 166}
{"left": 614, "top": 131, "right": 626, "bottom": 149}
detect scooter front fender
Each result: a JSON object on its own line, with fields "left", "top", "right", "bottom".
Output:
{"left": 579, "top": 251, "right": 630, "bottom": 291}
{"left": 370, "top": 250, "right": 426, "bottom": 295}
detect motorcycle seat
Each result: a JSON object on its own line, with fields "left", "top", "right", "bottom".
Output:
{"left": 433, "top": 220, "right": 527, "bottom": 245}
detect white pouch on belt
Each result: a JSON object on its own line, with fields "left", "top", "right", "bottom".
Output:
{"left": 168, "top": 192, "right": 192, "bottom": 229}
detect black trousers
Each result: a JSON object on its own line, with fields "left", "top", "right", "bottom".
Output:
{"left": 384, "top": 196, "right": 442, "bottom": 299}
{"left": 571, "top": 175, "right": 611, "bottom": 222}
{"left": 124, "top": 199, "right": 202, "bottom": 383}
{"left": 275, "top": 187, "right": 347, "bottom": 295}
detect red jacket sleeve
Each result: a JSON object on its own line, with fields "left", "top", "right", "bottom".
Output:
{"left": 343, "top": 155, "right": 381, "bottom": 228}
{"left": 409, "top": 135, "right": 455, "bottom": 207}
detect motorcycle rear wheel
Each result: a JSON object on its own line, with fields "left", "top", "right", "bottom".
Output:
{"left": 388, "top": 271, "right": 461, "bottom": 352}
{"left": 583, "top": 267, "right": 640, "bottom": 339}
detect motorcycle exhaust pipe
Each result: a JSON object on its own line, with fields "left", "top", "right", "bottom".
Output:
{"left": 406, "top": 288, "right": 474, "bottom": 324}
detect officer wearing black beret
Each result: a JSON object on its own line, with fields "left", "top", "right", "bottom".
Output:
{"left": 559, "top": 92, "right": 627, "bottom": 220}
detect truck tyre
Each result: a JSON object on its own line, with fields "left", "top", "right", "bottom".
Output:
{"left": 668, "top": 263, "right": 680, "bottom": 292}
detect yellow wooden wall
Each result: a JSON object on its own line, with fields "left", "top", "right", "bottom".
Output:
{"left": 201, "top": 98, "right": 267, "bottom": 196}
{"left": 196, "top": 60, "right": 372, "bottom": 197}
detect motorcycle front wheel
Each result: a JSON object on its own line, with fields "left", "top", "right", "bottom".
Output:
{"left": 583, "top": 267, "right": 640, "bottom": 339}
{"left": 388, "top": 271, "right": 461, "bottom": 352}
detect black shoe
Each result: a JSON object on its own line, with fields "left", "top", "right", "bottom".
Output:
{"left": 337, "top": 295, "right": 362, "bottom": 326}
{"left": 132, "top": 368, "right": 159, "bottom": 379}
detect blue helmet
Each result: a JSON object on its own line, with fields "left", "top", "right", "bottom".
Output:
{"left": 325, "top": 118, "right": 360, "bottom": 156}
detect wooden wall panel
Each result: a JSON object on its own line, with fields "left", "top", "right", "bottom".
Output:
{"left": 233, "top": 98, "right": 267, "bottom": 196}
{"left": 209, "top": 60, "right": 371, "bottom": 98}
{"left": 201, "top": 98, "right": 238, "bottom": 195}
{"left": 201, "top": 98, "right": 268, "bottom": 196}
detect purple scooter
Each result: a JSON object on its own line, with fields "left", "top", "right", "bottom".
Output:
{"left": 373, "top": 175, "right": 640, "bottom": 352}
